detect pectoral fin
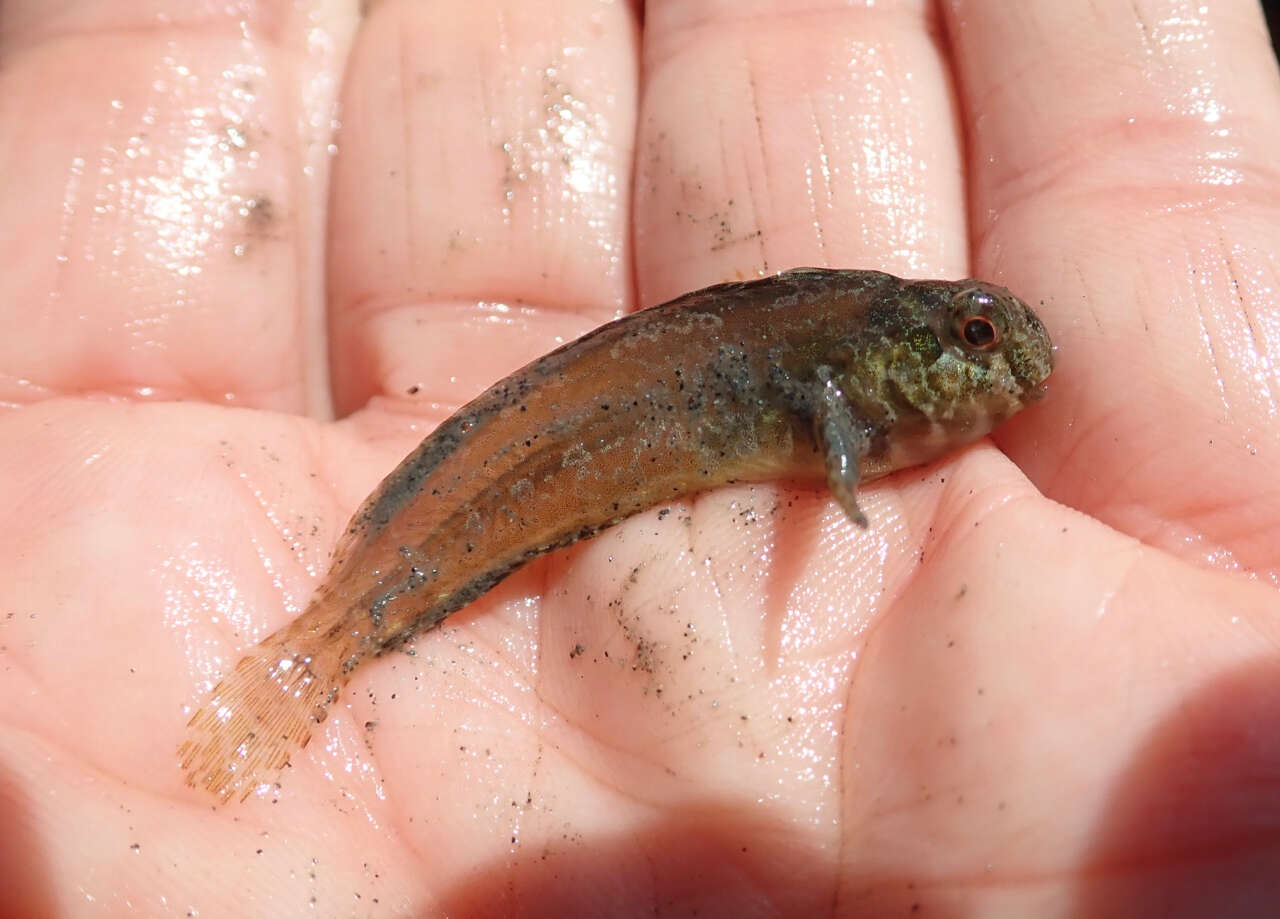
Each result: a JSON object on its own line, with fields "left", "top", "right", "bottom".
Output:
{"left": 815, "top": 367, "right": 871, "bottom": 528}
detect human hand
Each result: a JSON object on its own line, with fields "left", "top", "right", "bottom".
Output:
{"left": 2, "top": 1, "right": 1278, "bottom": 916}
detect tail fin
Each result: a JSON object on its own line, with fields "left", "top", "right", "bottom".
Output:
{"left": 178, "top": 639, "right": 337, "bottom": 802}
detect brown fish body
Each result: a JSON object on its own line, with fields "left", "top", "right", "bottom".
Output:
{"left": 180, "top": 268, "right": 1053, "bottom": 800}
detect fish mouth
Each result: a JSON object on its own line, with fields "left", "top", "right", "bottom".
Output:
{"left": 1023, "top": 379, "right": 1050, "bottom": 403}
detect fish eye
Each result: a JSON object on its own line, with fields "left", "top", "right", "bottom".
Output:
{"left": 951, "top": 288, "right": 1002, "bottom": 352}
{"left": 961, "top": 316, "right": 998, "bottom": 349}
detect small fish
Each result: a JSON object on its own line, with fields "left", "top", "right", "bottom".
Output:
{"left": 179, "top": 268, "right": 1053, "bottom": 800}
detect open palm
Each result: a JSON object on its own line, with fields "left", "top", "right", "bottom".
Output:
{"left": 3, "top": 2, "right": 1279, "bottom": 916}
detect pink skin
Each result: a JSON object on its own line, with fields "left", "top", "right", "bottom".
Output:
{"left": 2, "top": 1, "right": 1279, "bottom": 916}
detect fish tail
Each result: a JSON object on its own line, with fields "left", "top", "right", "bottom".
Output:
{"left": 178, "top": 619, "right": 353, "bottom": 802}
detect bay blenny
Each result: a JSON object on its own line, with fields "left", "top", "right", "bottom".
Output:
{"left": 180, "top": 267, "right": 1054, "bottom": 800}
